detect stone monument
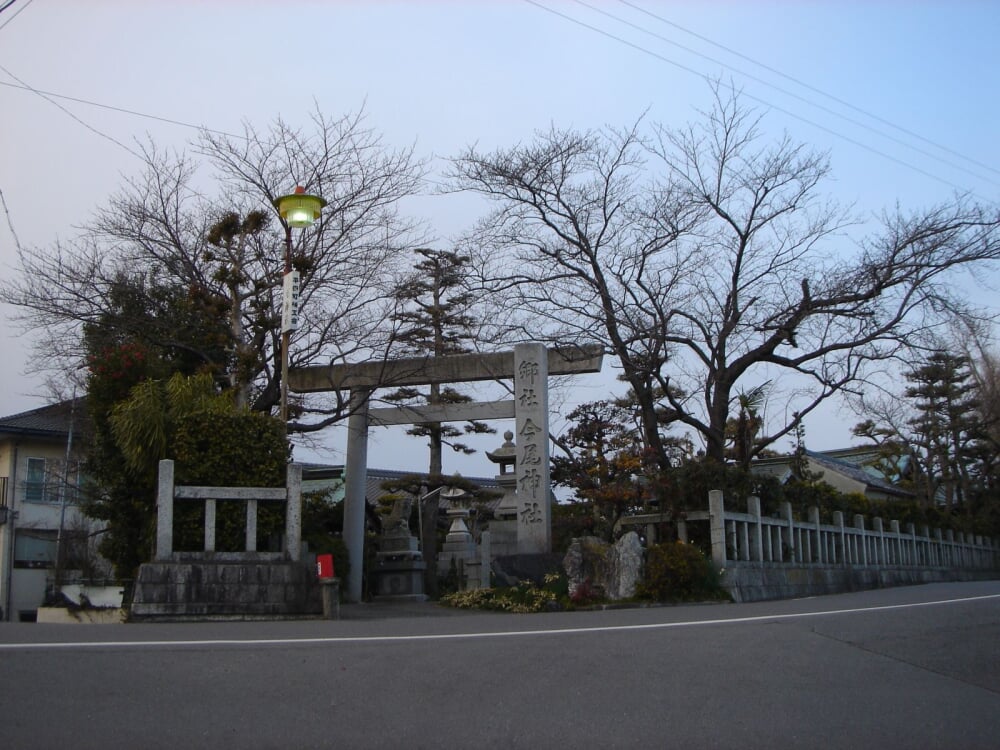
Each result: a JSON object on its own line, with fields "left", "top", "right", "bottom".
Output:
{"left": 372, "top": 494, "right": 427, "bottom": 600}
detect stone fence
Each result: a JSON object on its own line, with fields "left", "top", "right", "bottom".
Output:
{"left": 154, "top": 459, "right": 302, "bottom": 561}
{"left": 620, "top": 490, "right": 1000, "bottom": 602}
{"left": 131, "top": 460, "right": 316, "bottom": 618}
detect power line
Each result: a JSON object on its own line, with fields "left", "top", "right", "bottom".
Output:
{"left": 0, "top": 63, "right": 142, "bottom": 159}
{"left": 523, "top": 0, "right": 995, "bottom": 200}
{"left": 0, "top": 0, "right": 32, "bottom": 33}
{"left": 0, "top": 184, "right": 23, "bottom": 254}
{"left": 0, "top": 79, "right": 244, "bottom": 140}
{"left": 617, "top": 0, "right": 1000, "bottom": 180}
{"left": 569, "top": 0, "right": 999, "bottom": 187}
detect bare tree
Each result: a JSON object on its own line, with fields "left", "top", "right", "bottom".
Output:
{"left": 2, "top": 107, "right": 426, "bottom": 432}
{"left": 450, "top": 84, "right": 1000, "bottom": 470}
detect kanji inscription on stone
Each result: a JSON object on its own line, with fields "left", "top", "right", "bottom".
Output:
{"left": 514, "top": 343, "right": 550, "bottom": 553}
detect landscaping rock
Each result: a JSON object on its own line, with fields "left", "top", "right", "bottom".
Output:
{"left": 563, "top": 533, "right": 644, "bottom": 601}
{"left": 607, "top": 532, "right": 644, "bottom": 600}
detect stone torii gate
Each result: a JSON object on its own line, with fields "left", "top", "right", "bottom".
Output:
{"left": 289, "top": 343, "right": 603, "bottom": 602}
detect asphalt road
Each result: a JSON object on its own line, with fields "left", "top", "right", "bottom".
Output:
{"left": 1, "top": 581, "right": 998, "bottom": 749}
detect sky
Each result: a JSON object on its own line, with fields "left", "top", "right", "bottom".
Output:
{"left": 1, "top": 0, "right": 999, "bottom": 476}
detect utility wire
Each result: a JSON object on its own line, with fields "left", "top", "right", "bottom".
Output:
{"left": 617, "top": 0, "right": 1000, "bottom": 179}
{"left": 0, "top": 79, "right": 245, "bottom": 140}
{"left": 0, "top": 0, "right": 32, "bottom": 32}
{"left": 0, "top": 184, "right": 24, "bottom": 254}
{"left": 0, "top": 63, "right": 142, "bottom": 159}
{"left": 523, "top": 0, "right": 994, "bottom": 200}
{"left": 571, "top": 0, "right": 999, "bottom": 187}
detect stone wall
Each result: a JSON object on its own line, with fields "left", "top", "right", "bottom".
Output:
{"left": 722, "top": 562, "right": 999, "bottom": 603}
{"left": 130, "top": 560, "right": 321, "bottom": 619}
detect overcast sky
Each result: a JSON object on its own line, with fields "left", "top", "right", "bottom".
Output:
{"left": 2, "top": 0, "right": 998, "bottom": 474}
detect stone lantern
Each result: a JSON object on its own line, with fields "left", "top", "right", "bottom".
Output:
{"left": 484, "top": 431, "right": 520, "bottom": 557}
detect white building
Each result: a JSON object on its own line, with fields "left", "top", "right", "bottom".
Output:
{"left": 0, "top": 399, "right": 105, "bottom": 621}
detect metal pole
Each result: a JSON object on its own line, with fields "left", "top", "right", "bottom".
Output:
{"left": 280, "top": 223, "right": 292, "bottom": 426}
{"left": 4, "top": 445, "right": 19, "bottom": 621}
{"left": 54, "top": 394, "right": 77, "bottom": 593}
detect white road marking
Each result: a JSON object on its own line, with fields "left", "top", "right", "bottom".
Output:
{"left": 2, "top": 593, "right": 998, "bottom": 651}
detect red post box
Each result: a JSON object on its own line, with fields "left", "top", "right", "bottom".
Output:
{"left": 316, "top": 553, "right": 335, "bottom": 579}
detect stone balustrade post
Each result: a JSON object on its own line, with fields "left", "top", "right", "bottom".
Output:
{"left": 677, "top": 519, "right": 688, "bottom": 544}
{"left": 204, "top": 499, "right": 216, "bottom": 552}
{"left": 285, "top": 463, "right": 302, "bottom": 562}
{"left": 156, "top": 459, "right": 175, "bottom": 561}
{"left": 809, "top": 507, "right": 823, "bottom": 564}
{"left": 890, "top": 520, "right": 901, "bottom": 565}
{"left": 709, "top": 490, "right": 726, "bottom": 569}
{"left": 833, "top": 511, "right": 845, "bottom": 566}
{"left": 748, "top": 496, "right": 763, "bottom": 562}
{"left": 873, "top": 518, "right": 884, "bottom": 566}
{"left": 854, "top": 515, "right": 867, "bottom": 565}
{"left": 782, "top": 502, "right": 795, "bottom": 562}
{"left": 905, "top": 523, "right": 917, "bottom": 566}
{"left": 246, "top": 499, "right": 258, "bottom": 552}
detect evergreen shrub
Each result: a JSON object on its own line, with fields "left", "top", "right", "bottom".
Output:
{"left": 637, "top": 541, "right": 728, "bottom": 602}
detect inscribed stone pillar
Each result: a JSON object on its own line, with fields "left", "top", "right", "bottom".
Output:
{"left": 514, "top": 343, "right": 550, "bottom": 554}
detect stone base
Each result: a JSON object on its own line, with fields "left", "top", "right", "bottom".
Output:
{"left": 485, "top": 519, "right": 518, "bottom": 558}
{"left": 437, "top": 542, "right": 478, "bottom": 577}
{"left": 130, "top": 560, "right": 321, "bottom": 618}
{"left": 373, "top": 558, "right": 427, "bottom": 599}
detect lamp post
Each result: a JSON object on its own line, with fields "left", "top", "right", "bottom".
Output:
{"left": 273, "top": 186, "right": 326, "bottom": 426}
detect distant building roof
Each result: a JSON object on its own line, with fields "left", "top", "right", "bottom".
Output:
{"left": 805, "top": 450, "right": 912, "bottom": 499}
{"left": 301, "top": 463, "right": 503, "bottom": 511}
{"left": 0, "top": 398, "right": 89, "bottom": 441}
{"left": 751, "top": 448, "right": 913, "bottom": 500}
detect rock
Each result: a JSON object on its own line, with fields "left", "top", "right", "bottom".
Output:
{"left": 563, "top": 536, "right": 610, "bottom": 599}
{"left": 563, "top": 533, "right": 644, "bottom": 601}
{"left": 607, "top": 532, "right": 644, "bottom": 600}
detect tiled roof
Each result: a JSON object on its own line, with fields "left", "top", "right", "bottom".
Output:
{"left": 302, "top": 463, "right": 503, "bottom": 510}
{"left": 752, "top": 448, "right": 914, "bottom": 499}
{"left": 805, "top": 450, "right": 913, "bottom": 498}
{"left": 0, "top": 398, "right": 88, "bottom": 439}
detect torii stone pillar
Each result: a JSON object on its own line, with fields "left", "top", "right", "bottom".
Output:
{"left": 290, "top": 344, "right": 603, "bottom": 602}
{"left": 341, "top": 389, "right": 370, "bottom": 603}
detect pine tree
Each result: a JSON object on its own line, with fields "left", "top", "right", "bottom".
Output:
{"left": 385, "top": 248, "right": 495, "bottom": 595}
{"left": 386, "top": 248, "right": 494, "bottom": 476}
{"left": 904, "top": 351, "right": 982, "bottom": 508}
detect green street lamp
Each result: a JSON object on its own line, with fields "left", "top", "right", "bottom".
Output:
{"left": 273, "top": 186, "right": 326, "bottom": 426}
{"left": 275, "top": 186, "right": 327, "bottom": 230}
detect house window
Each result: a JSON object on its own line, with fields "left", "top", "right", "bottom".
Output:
{"left": 24, "top": 457, "right": 48, "bottom": 503}
{"left": 14, "top": 529, "right": 58, "bottom": 568}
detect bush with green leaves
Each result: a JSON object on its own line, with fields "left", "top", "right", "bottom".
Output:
{"left": 637, "top": 541, "right": 728, "bottom": 602}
